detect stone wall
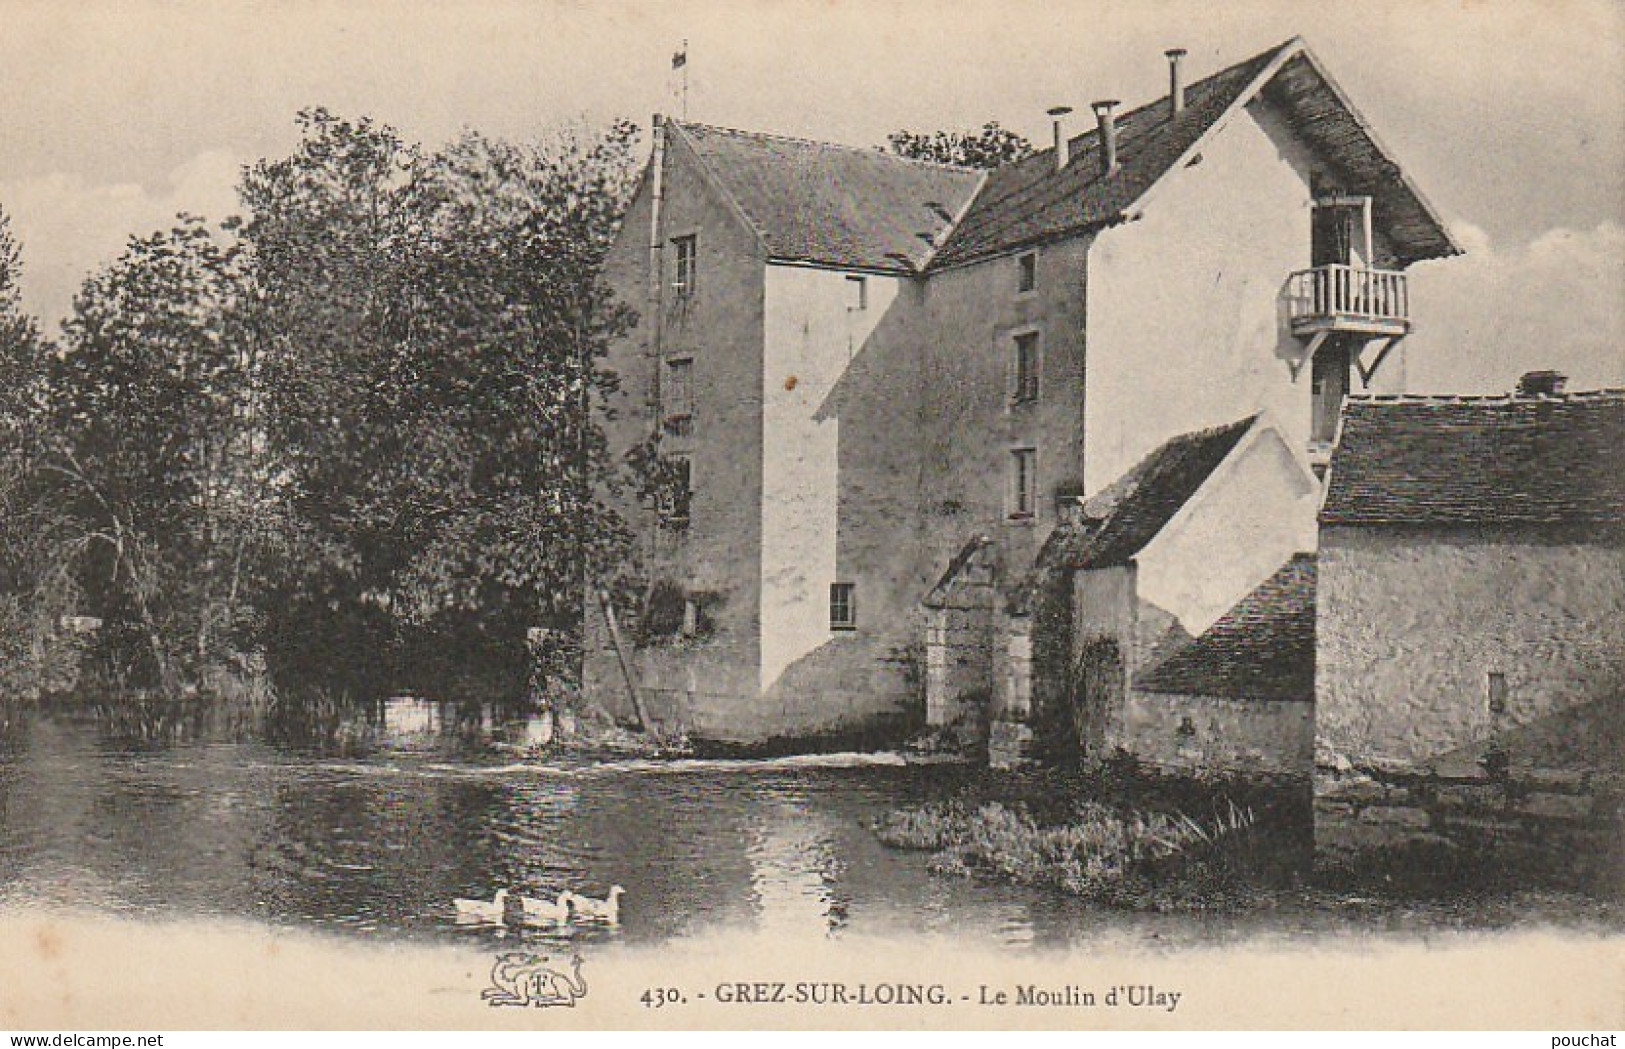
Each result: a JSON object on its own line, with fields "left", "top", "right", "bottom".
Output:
{"left": 1122, "top": 691, "right": 1313, "bottom": 776}
{"left": 989, "top": 615, "right": 1036, "bottom": 769}
{"left": 1315, "top": 762, "right": 1625, "bottom": 889}
{"left": 907, "top": 238, "right": 1093, "bottom": 608}
{"left": 1318, "top": 525, "right": 1625, "bottom": 767}
{"left": 925, "top": 605, "right": 993, "bottom": 727}
{"left": 586, "top": 126, "right": 769, "bottom": 736}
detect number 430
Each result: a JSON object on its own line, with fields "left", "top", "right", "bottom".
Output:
{"left": 641, "top": 987, "right": 685, "bottom": 1008}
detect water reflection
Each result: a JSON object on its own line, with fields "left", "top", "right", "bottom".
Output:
{"left": 3, "top": 708, "right": 1568, "bottom": 953}
{"left": 1, "top": 711, "right": 1080, "bottom": 949}
{"left": 745, "top": 791, "right": 850, "bottom": 936}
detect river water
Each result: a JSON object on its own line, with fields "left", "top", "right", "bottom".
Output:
{"left": 0, "top": 702, "right": 1615, "bottom": 955}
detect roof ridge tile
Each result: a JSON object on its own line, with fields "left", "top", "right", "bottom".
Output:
{"left": 673, "top": 119, "right": 982, "bottom": 174}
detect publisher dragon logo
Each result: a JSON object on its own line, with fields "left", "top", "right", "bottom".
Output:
{"left": 481, "top": 952, "right": 588, "bottom": 1008}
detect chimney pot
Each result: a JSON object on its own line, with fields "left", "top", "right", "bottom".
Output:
{"left": 1516, "top": 370, "right": 1568, "bottom": 397}
{"left": 1092, "top": 99, "right": 1120, "bottom": 176}
{"left": 1165, "top": 48, "right": 1188, "bottom": 116}
{"left": 1047, "top": 105, "right": 1074, "bottom": 172}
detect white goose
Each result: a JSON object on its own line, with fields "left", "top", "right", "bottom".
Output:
{"left": 516, "top": 890, "right": 575, "bottom": 927}
{"left": 570, "top": 885, "right": 625, "bottom": 924}
{"left": 453, "top": 889, "right": 510, "bottom": 925}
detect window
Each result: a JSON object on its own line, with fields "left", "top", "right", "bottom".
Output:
{"left": 672, "top": 234, "right": 697, "bottom": 298}
{"left": 1009, "top": 447, "right": 1037, "bottom": 519}
{"left": 658, "top": 455, "right": 692, "bottom": 529}
{"left": 1011, "top": 332, "right": 1040, "bottom": 404}
{"left": 845, "top": 275, "right": 868, "bottom": 311}
{"left": 829, "top": 583, "right": 856, "bottom": 630}
{"left": 664, "top": 358, "right": 693, "bottom": 437}
{"left": 1017, "top": 251, "right": 1037, "bottom": 294}
{"left": 1487, "top": 672, "right": 1508, "bottom": 715}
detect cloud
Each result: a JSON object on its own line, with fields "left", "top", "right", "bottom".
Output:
{"left": 1404, "top": 221, "right": 1625, "bottom": 394}
{"left": 0, "top": 149, "right": 243, "bottom": 330}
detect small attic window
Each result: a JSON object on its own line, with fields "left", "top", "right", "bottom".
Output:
{"left": 1017, "top": 252, "right": 1037, "bottom": 294}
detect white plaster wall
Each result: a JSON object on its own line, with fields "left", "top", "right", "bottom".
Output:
{"left": 1137, "top": 423, "right": 1319, "bottom": 636}
{"left": 1084, "top": 97, "right": 1408, "bottom": 491}
{"left": 760, "top": 264, "right": 899, "bottom": 690}
{"left": 1319, "top": 528, "right": 1625, "bottom": 766}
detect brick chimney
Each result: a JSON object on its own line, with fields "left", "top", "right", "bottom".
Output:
{"left": 1092, "top": 99, "right": 1120, "bottom": 176}
{"left": 1048, "top": 106, "right": 1073, "bottom": 171}
{"left": 1166, "top": 48, "right": 1188, "bottom": 116}
{"left": 1516, "top": 370, "right": 1568, "bottom": 397}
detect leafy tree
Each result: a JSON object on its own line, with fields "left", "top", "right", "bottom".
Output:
{"left": 886, "top": 122, "right": 1033, "bottom": 170}
{"left": 41, "top": 217, "right": 262, "bottom": 691}
{"left": 242, "top": 110, "right": 640, "bottom": 697}
{"left": 0, "top": 207, "right": 45, "bottom": 443}
{"left": 12, "top": 111, "right": 642, "bottom": 704}
{"left": 0, "top": 206, "right": 86, "bottom": 698}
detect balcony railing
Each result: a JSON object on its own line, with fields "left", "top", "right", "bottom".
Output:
{"left": 1286, "top": 264, "right": 1410, "bottom": 336}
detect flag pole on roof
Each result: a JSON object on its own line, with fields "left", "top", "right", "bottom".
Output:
{"left": 672, "top": 40, "right": 688, "bottom": 120}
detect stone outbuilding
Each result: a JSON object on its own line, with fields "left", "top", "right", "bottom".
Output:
{"left": 1132, "top": 553, "right": 1316, "bottom": 778}
{"left": 1314, "top": 385, "right": 1625, "bottom": 868}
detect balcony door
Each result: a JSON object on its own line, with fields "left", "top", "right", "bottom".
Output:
{"left": 1311, "top": 195, "right": 1372, "bottom": 268}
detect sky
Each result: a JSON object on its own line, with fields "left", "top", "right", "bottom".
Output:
{"left": 1, "top": 0, "right": 1621, "bottom": 392}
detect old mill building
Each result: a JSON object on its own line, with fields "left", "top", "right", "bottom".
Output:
{"left": 585, "top": 37, "right": 1463, "bottom": 758}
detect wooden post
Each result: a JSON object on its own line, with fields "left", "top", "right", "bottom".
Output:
{"left": 597, "top": 588, "right": 653, "bottom": 735}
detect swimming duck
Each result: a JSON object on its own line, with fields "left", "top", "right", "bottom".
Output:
{"left": 516, "top": 890, "right": 574, "bottom": 927}
{"left": 569, "top": 885, "right": 625, "bottom": 924}
{"left": 453, "top": 889, "right": 509, "bottom": 925}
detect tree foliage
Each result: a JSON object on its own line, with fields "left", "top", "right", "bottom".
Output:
{"left": 243, "top": 111, "right": 640, "bottom": 693}
{"left": 3, "top": 112, "right": 644, "bottom": 702}
{"left": 886, "top": 122, "right": 1034, "bottom": 170}
{"left": 43, "top": 217, "right": 262, "bottom": 690}
{"left": 0, "top": 207, "right": 84, "bottom": 698}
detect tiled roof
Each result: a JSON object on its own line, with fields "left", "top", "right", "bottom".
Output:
{"left": 671, "top": 121, "right": 983, "bottom": 273}
{"left": 930, "top": 43, "right": 1286, "bottom": 269}
{"left": 1058, "top": 415, "right": 1257, "bottom": 570}
{"left": 928, "top": 39, "right": 1459, "bottom": 269}
{"left": 1321, "top": 390, "right": 1625, "bottom": 526}
{"left": 665, "top": 40, "right": 1459, "bottom": 275}
{"left": 1136, "top": 554, "right": 1317, "bottom": 702}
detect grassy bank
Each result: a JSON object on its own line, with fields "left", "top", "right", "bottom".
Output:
{"left": 871, "top": 761, "right": 1625, "bottom": 915}
{"left": 872, "top": 764, "right": 1306, "bottom": 913}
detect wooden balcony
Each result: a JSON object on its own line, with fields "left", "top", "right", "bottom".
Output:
{"left": 1286, "top": 264, "right": 1411, "bottom": 337}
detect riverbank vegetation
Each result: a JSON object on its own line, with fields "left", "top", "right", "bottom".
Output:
{"left": 872, "top": 759, "right": 1624, "bottom": 912}
{"left": 873, "top": 767, "right": 1281, "bottom": 912}
{"left": 0, "top": 112, "right": 654, "bottom": 722}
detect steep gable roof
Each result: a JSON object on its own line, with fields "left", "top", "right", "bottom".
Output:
{"left": 1137, "top": 553, "right": 1317, "bottom": 702}
{"left": 669, "top": 121, "right": 983, "bottom": 273}
{"left": 929, "top": 38, "right": 1459, "bottom": 269}
{"left": 1057, "top": 415, "right": 1258, "bottom": 570}
{"left": 1321, "top": 390, "right": 1625, "bottom": 527}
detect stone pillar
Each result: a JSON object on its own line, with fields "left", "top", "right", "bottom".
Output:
{"left": 989, "top": 615, "right": 1037, "bottom": 768}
